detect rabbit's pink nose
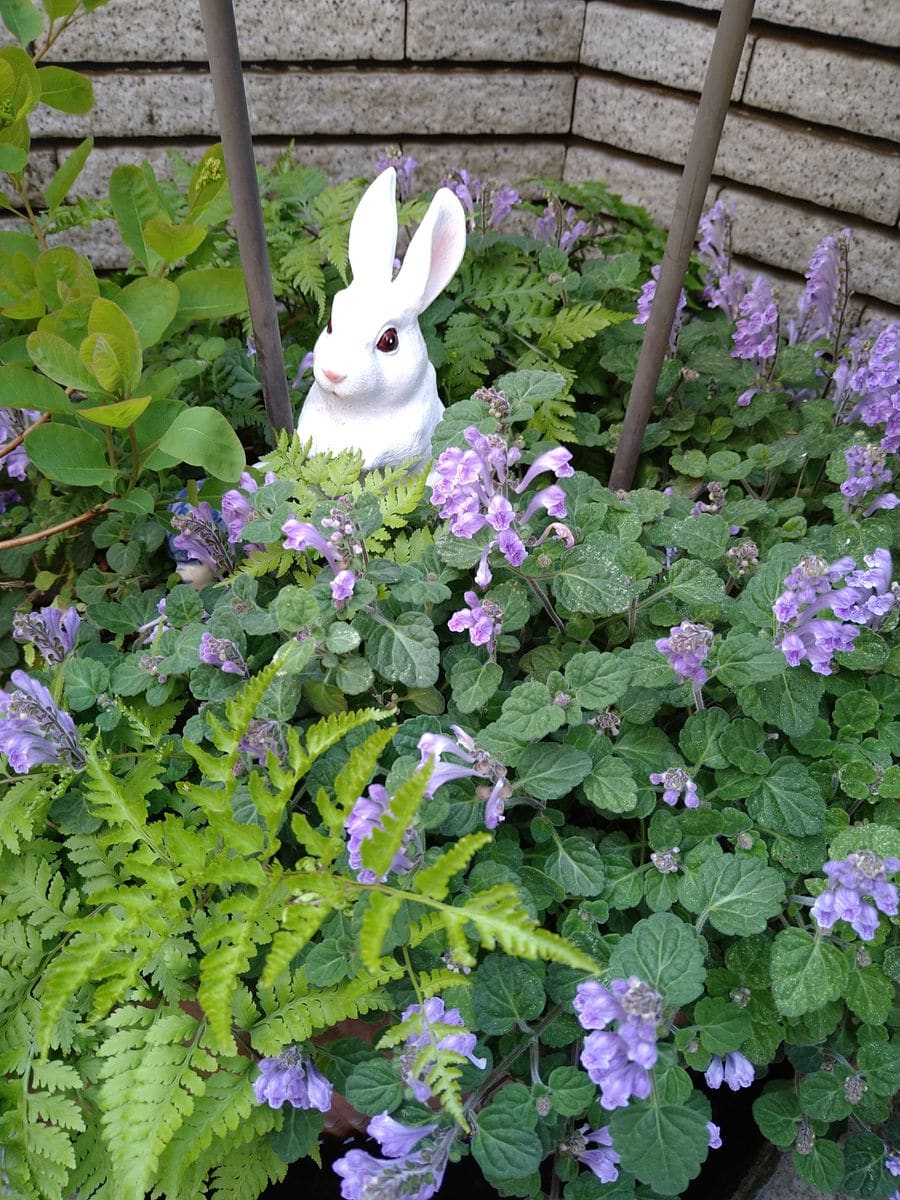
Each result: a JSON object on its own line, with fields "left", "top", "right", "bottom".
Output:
{"left": 322, "top": 369, "right": 345, "bottom": 383}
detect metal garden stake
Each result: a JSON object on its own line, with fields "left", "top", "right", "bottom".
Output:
{"left": 198, "top": 0, "right": 294, "bottom": 436}
{"left": 609, "top": 0, "right": 755, "bottom": 491}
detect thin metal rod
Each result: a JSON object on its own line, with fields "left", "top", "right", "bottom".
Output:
{"left": 198, "top": 0, "right": 293, "bottom": 436}
{"left": 608, "top": 0, "right": 755, "bottom": 492}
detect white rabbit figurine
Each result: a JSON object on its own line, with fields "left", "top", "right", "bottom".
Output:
{"left": 295, "top": 166, "right": 467, "bottom": 470}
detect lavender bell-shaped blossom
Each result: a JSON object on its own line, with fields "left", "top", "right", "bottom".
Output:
{"left": 534, "top": 199, "right": 592, "bottom": 253}
{"left": 489, "top": 185, "right": 520, "bottom": 230}
{"left": 567, "top": 1124, "right": 621, "bottom": 1183}
{"left": 0, "top": 669, "right": 84, "bottom": 773}
{"left": 330, "top": 569, "right": 357, "bottom": 607}
{"left": 573, "top": 977, "right": 662, "bottom": 1110}
{"left": 634, "top": 265, "right": 687, "bottom": 353}
{"left": 649, "top": 767, "right": 700, "bottom": 809}
{"left": 345, "top": 783, "right": 416, "bottom": 884}
{"left": 0, "top": 487, "right": 21, "bottom": 513}
{"left": 705, "top": 1051, "right": 755, "bottom": 1091}
{"left": 198, "top": 632, "right": 247, "bottom": 676}
{"left": 136, "top": 597, "right": 170, "bottom": 646}
{"left": 374, "top": 146, "right": 418, "bottom": 201}
{"left": 252, "top": 1047, "right": 333, "bottom": 1112}
{"left": 333, "top": 1120, "right": 453, "bottom": 1200}
{"left": 841, "top": 443, "right": 897, "bottom": 515}
{"left": 731, "top": 275, "right": 779, "bottom": 406}
{"left": 237, "top": 719, "right": 287, "bottom": 763}
{"left": 697, "top": 199, "right": 747, "bottom": 321}
{"left": 448, "top": 591, "right": 502, "bottom": 652}
{"left": 417, "top": 726, "right": 509, "bottom": 829}
{"left": 708, "top": 1123, "right": 723, "bottom": 1150}
{"left": 220, "top": 470, "right": 276, "bottom": 544}
{"left": 0, "top": 406, "right": 41, "bottom": 481}
{"left": 170, "top": 499, "right": 236, "bottom": 582}
{"left": 12, "top": 606, "right": 80, "bottom": 664}
{"left": 282, "top": 518, "right": 341, "bottom": 570}
{"left": 845, "top": 321, "right": 900, "bottom": 454}
{"left": 810, "top": 849, "right": 899, "bottom": 942}
{"left": 399, "top": 996, "right": 486, "bottom": 1102}
{"left": 656, "top": 621, "right": 714, "bottom": 686}
{"left": 885, "top": 1153, "right": 900, "bottom": 1178}
{"left": 791, "top": 229, "right": 851, "bottom": 345}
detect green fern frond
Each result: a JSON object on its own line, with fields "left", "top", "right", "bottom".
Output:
{"left": 83, "top": 748, "right": 165, "bottom": 851}
{"left": 99, "top": 1007, "right": 214, "bottom": 1200}
{"left": 416, "top": 967, "right": 471, "bottom": 997}
{"left": 454, "top": 885, "right": 598, "bottom": 971}
{"left": 386, "top": 526, "right": 434, "bottom": 565}
{"left": 208, "top": 1138, "right": 288, "bottom": 1200}
{"left": 303, "top": 706, "right": 388, "bottom": 763}
{"left": 0, "top": 856, "right": 78, "bottom": 940}
{"left": 537, "top": 304, "right": 631, "bottom": 354}
{"left": 261, "top": 900, "right": 332, "bottom": 987}
{"left": 329, "top": 724, "right": 397, "bottom": 833}
{"left": 414, "top": 832, "right": 492, "bottom": 900}
{"left": 0, "top": 775, "right": 54, "bottom": 854}
{"left": 421, "top": 1047, "right": 468, "bottom": 1129}
{"left": 252, "top": 967, "right": 402, "bottom": 1057}
{"left": 358, "top": 890, "right": 404, "bottom": 972}
{"left": 360, "top": 762, "right": 430, "bottom": 881}
{"left": 278, "top": 239, "right": 326, "bottom": 320}
{"left": 442, "top": 312, "right": 501, "bottom": 401}
{"left": 64, "top": 834, "right": 129, "bottom": 897}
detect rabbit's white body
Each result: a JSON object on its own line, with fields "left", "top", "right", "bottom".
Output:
{"left": 295, "top": 168, "right": 466, "bottom": 471}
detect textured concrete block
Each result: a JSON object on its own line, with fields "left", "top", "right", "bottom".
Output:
{"left": 655, "top": 0, "right": 900, "bottom": 47}
{"left": 42, "top": 0, "right": 405, "bottom": 61}
{"left": 719, "top": 185, "right": 900, "bottom": 306}
{"left": 405, "top": 141, "right": 566, "bottom": 190}
{"left": 743, "top": 38, "right": 900, "bottom": 141}
{"left": 28, "top": 69, "right": 575, "bottom": 139}
{"left": 407, "top": 0, "right": 585, "bottom": 62}
{"left": 572, "top": 77, "right": 900, "bottom": 223}
{"left": 581, "top": 3, "right": 752, "bottom": 99}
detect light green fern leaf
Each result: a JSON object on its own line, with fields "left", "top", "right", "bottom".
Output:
{"left": 330, "top": 724, "right": 398, "bottom": 832}
{"left": 261, "top": 900, "right": 331, "bottom": 988}
{"left": 454, "top": 884, "right": 598, "bottom": 971}
{"left": 358, "top": 890, "right": 404, "bottom": 972}
{"left": 0, "top": 775, "right": 53, "bottom": 854}
{"left": 413, "top": 832, "right": 492, "bottom": 900}
{"left": 304, "top": 706, "right": 389, "bottom": 763}
{"left": 278, "top": 238, "right": 326, "bottom": 319}
{"left": 208, "top": 1137, "right": 288, "bottom": 1200}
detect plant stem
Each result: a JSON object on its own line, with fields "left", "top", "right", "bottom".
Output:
{"left": 0, "top": 413, "right": 49, "bottom": 461}
{"left": 0, "top": 506, "right": 108, "bottom": 551}
{"left": 521, "top": 574, "right": 566, "bottom": 637}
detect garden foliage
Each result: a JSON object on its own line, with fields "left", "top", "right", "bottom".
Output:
{"left": 0, "top": 6, "right": 898, "bottom": 1200}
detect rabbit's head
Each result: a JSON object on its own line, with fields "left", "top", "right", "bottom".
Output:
{"left": 310, "top": 167, "right": 466, "bottom": 409}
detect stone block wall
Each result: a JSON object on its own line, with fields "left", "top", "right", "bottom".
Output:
{"left": 6, "top": 0, "right": 899, "bottom": 313}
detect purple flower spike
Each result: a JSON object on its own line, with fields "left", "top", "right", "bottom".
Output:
{"left": 732, "top": 276, "right": 779, "bottom": 366}
{"left": 649, "top": 767, "right": 700, "bottom": 809}
{"left": 567, "top": 1124, "right": 620, "bottom": 1183}
{"left": 656, "top": 621, "right": 714, "bottom": 686}
{"left": 333, "top": 1125, "right": 453, "bottom": 1200}
{"left": 697, "top": 200, "right": 748, "bottom": 321}
{"left": 170, "top": 499, "right": 235, "bottom": 580}
{"left": 448, "top": 591, "right": 502, "bottom": 651}
{"left": 345, "top": 783, "right": 416, "bottom": 884}
{"left": 399, "top": 996, "right": 486, "bottom": 1102}
{"left": 792, "top": 228, "right": 851, "bottom": 346}
{"left": 237, "top": 719, "right": 287, "bottom": 764}
{"left": 635, "top": 264, "right": 687, "bottom": 352}
{"left": 375, "top": 146, "right": 418, "bottom": 201}
{"left": 417, "top": 727, "right": 509, "bottom": 830}
{"left": 574, "top": 977, "right": 662, "bottom": 1111}
{"left": 12, "top": 606, "right": 80, "bottom": 664}
{"left": 840, "top": 321, "right": 900, "bottom": 454}
{"left": 810, "top": 849, "right": 899, "bottom": 942}
{"left": 198, "top": 632, "right": 247, "bottom": 676}
{"left": 252, "top": 1047, "right": 333, "bottom": 1112}
{"left": 0, "top": 670, "right": 84, "bottom": 773}
{"left": 705, "top": 1051, "right": 754, "bottom": 1091}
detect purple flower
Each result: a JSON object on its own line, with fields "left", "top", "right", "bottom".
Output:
{"left": 840, "top": 442, "right": 897, "bottom": 515}
{"left": 367, "top": 1113, "right": 438, "bottom": 1159}
{"left": 282, "top": 518, "right": 340, "bottom": 569}
{"left": 345, "top": 783, "right": 416, "bottom": 884}
{"left": 649, "top": 767, "right": 700, "bottom": 809}
{"left": 252, "top": 1048, "right": 333, "bottom": 1112}
{"left": 774, "top": 551, "right": 896, "bottom": 674}
{"left": 375, "top": 146, "right": 418, "bottom": 201}
{"left": 170, "top": 499, "right": 235, "bottom": 580}
{"left": 12, "top": 606, "right": 80, "bottom": 664}
{"left": 448, "top": 590, "right": 502, "bottom": 651}
{"left": 489, "top": 185, "right": 521, "bottom": 230}
{"left": 792, "top": 229, "right": 851, "bottom": 346}
{"left": 330, "top": 569, "right": 357, "bottom": 607}
{"left": 705, "top": 1051, "right": 754, "bottom": 1091}
{"left": 656, "top": 621, "right": 714, "bottom": 686}
{"left": 732, "top": 276, "right": 779, "bottom": 366}
{"left": 0, "top": 669, "right": 84, "bottom": 773}
{"left": 567, "top": 1124, "right": 620, "bottom": 1183}
{"left": 810, "top": 850, "right": 899, "bottom": 942}
{"left": 426, "top": 428, "right": 572, "bottom": 595}
{"left": 136, "top": 597, "right": 170, "bottom": 646}
{"left": 0, "top": 407, "right": 41, "bottom": 481}
{"left": 333, "top": 1123, "right": 453, "bottom": 1200}
{"left": 417, "top": 726, "right": 508, "bottom": 829}
{"left": 399, "top": 996, "right": 486, "bottom": 1102}
{"left": 534, "top": 199, "right": 592, "bottom": 253}
{"left": 292, "top": 349, "right": 315, "bottom": 389}
{"left": 0, "top": 487, "right": 21, "bottom": 513}
{"left": 885, "top": 1153, "right": 900, "bottom": 1177}
{"left": 708, "top": 1122, "right": 723, "bottom": 1150}
{"left": 574, "top": 978, "right": 661, "bottom": 1110}
{"left": 198, "top": 632, "right": 247, "bottom": 676}
{"left": 843, "top": 322, "right": 900, "bottom": 454}
{"left": 697, "top": 200, "right": 747, "bottom": 321}
{"left": 237, "top": 719, "right": 286, "bottom": 763}
{"left": 442, "top": 169, "right": 518, "bottom": 233}
{"left": 220, "top": 470, "right": 276, "bottom": 545}
{"left": 634, "top": 265, "right": 687, "bottom": 353}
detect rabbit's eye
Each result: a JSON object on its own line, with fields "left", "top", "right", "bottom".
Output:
{"left": 326, "top": 317, "right": 333, "bottom": 334}
{"left": 376, "top": 327, "right": 399, "bottom": 353}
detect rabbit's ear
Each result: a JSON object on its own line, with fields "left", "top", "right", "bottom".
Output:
{"left": 393, "top": 187, "right": 466, "bottom": 315}
{"left": 348, "top": 167, "right": 399, "bottom": 286}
